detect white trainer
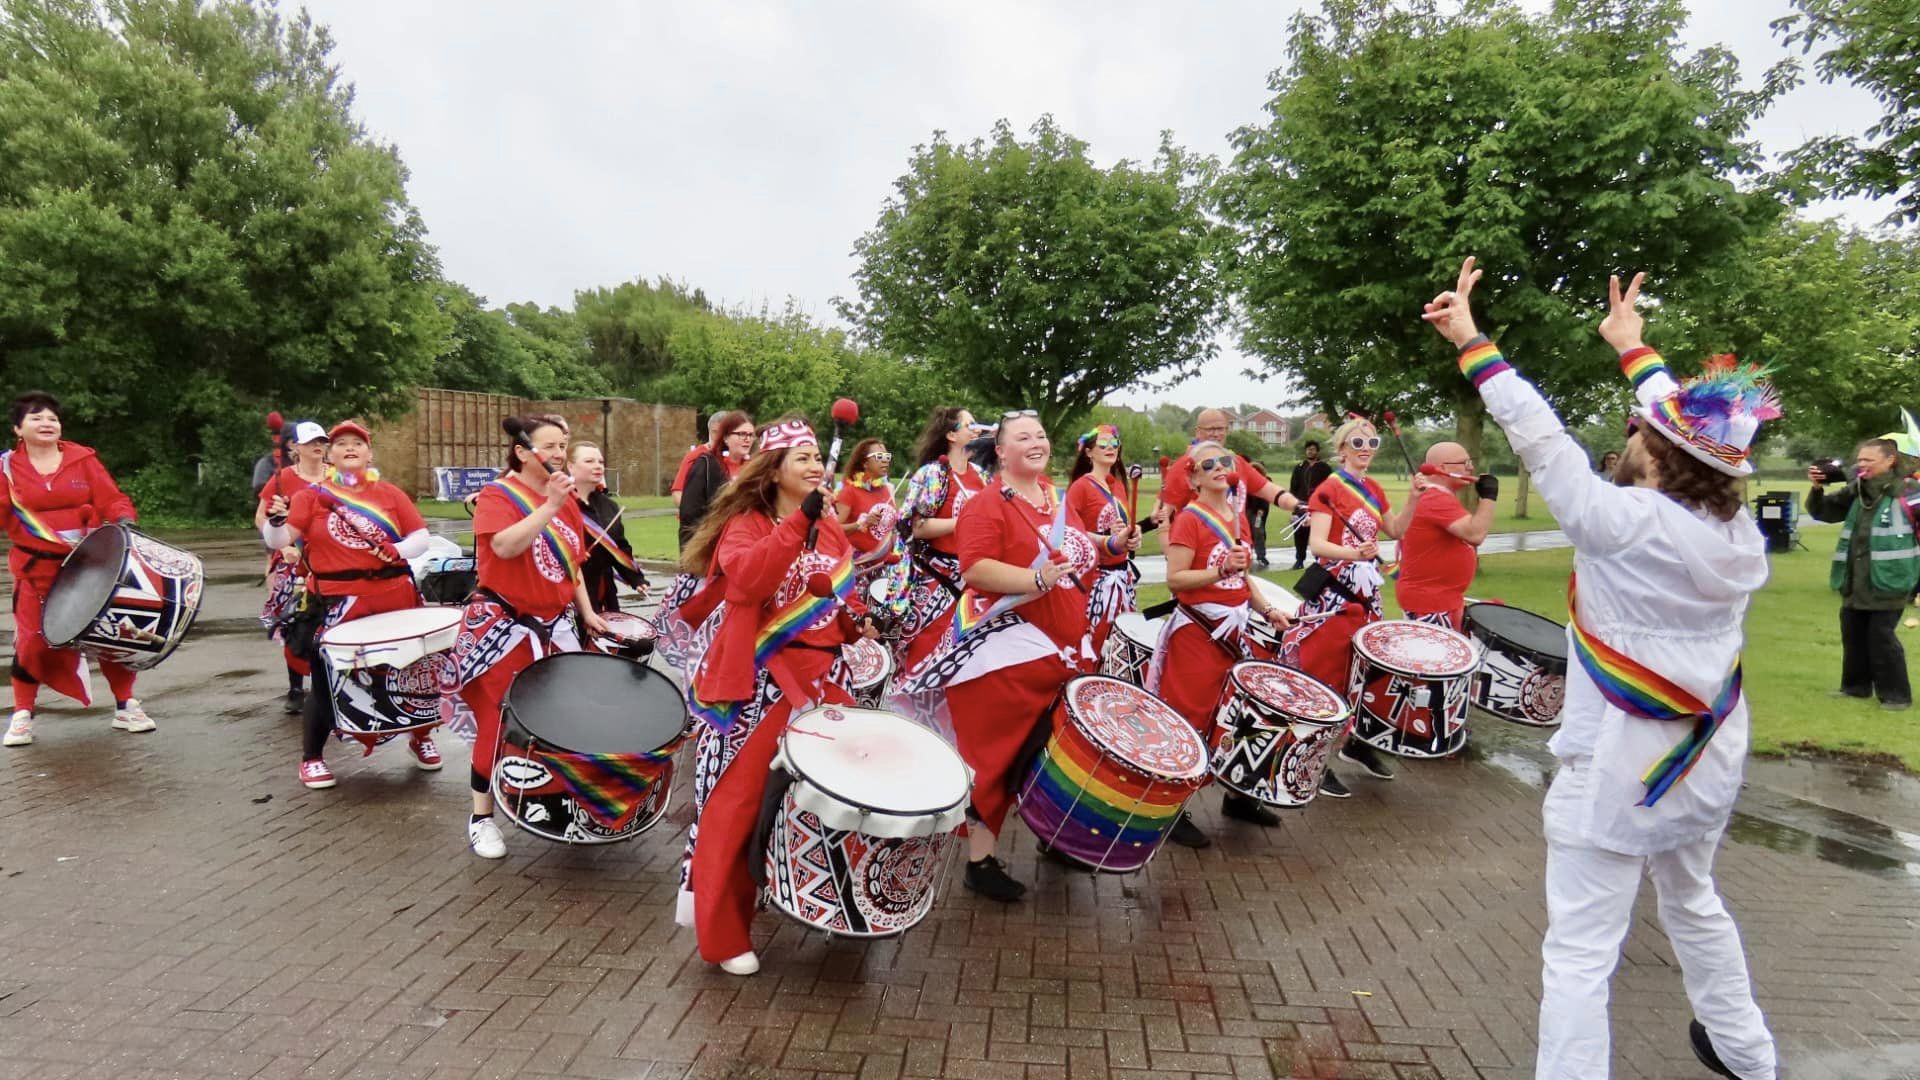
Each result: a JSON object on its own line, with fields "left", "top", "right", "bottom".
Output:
{"left": 719, "top": 951, "right": 760, "bottom": 976}
{"left": 4, "top": 710, "right": 32, "bottom": 747}
{"left": 467, "top": 817, "right": 507, "bottom": 859}
{"left": 111, "top": 699, "right": 156, "bottom": 733}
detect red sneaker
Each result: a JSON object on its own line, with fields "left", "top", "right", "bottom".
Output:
{"left": 298, "top": 759, "right": 336, "bottom": 789}
{"left": 407, "top": 733, "right": 442, "bottom": 771}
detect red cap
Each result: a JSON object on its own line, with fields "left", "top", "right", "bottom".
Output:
{"left": 328, "top": 420, "right": 372, "bottom": 443}
{"left": 266, "top": 411, "right": 284, "bottom": 433}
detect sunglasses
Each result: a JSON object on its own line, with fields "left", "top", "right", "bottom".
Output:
{"left": 1001, "top": 410, "right": 1040, "bottom": 421}
{"left": 1196, "top": 454, "right": 1236, "bottom": 473}
{"left": 866, "top": 451, "right": 893, "bottom": 462}
{"left": 1347, "top": 436, "right": 1382, "bottom": 450}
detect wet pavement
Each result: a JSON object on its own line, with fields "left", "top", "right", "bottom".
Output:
{"left": 0, "top": 531, "right": 1915, "bottom": 1080}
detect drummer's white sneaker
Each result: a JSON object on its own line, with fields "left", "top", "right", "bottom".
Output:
{"left": 3, "top": 711, "right": 32, "bottom": 747}
{"left": 467, "top": 816, "right": 507, "bottom": 859}
{"left": 719, "top": 951, "right": 760, "bottom": 976}
{"left": 111, "top": 699, "right": 155, "bottom": 733}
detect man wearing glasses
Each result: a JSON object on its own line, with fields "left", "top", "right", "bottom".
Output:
{"left": 1394, "top": 442, "right": 1498, "bottom": 630}
{"left": 1153, "top": 409, "right": 1301, "bottom": 522}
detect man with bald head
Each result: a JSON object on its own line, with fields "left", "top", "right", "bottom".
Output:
{"left": 1393, "top": 441, "right": 1499, "bottom": 630}
{"left": 1153, "top": 408, "right": 1300, "bottom": 523}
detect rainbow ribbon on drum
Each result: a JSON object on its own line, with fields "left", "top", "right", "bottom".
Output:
{"left": 1566, "top": 575, "right": 1742, "bottom": 807}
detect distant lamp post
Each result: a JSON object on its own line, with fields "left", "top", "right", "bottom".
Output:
{"left": 600, "top": 398, "right": 613, "bottom": 492}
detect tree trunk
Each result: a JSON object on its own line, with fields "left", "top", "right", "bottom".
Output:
{"left": 1517, "top": 469, "right": 1531, "bottom": 519}
{"left": 1455, "top": 395, "right": 1487, "bottom": 509}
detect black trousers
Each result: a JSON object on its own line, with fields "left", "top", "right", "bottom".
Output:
{"left": 1839, "top": 606, "right": 1911, "bottom": 705}
{"left": 1293, "top": 511, "right": 1310, "bottom": 566}
{"left": 1249, "top": 504, "right": 1269, "bottom": 563}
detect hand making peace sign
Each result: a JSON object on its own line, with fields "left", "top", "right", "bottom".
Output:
{"left": 1597, "top": 270, "right": 1648, "bottom": 354}
{"left": 1421, "top": 256, "right": 1485, "bottom": 347}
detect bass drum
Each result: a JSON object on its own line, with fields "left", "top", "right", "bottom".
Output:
{"left": 1348, "top": 620, "right": 1478, "bottom": 758}
{"left": 1463, "top": 602, "right": 1568, "bottom": 727}
{"left": 42, "top": 525, "right": 203, "bottom": 670}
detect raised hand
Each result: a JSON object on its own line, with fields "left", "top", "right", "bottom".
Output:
{"left": 544, "top": 470, "right": 577, "bottom": 508}
{"left": 1598, "top": 272, "right": 1647, "bottom": 353}
{"left": 1421, "top": 256, "right": 1484, "bottom": 346}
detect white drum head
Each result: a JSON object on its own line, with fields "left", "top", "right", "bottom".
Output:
{"left": 320, "top": 607, "right": 461, "bottom": 647}
{"left": 599, "top": 611, "right": 657, "bottom": 641}
{"left": 1353, "top": 620, "right": 1478, "bottom": 677}
{"left": 1249, "top": 575, "right": 1302, "bottom": 619}
{"left": 780, "top": 706, "right": 971, "bottom": 834}
{"left": 1113, "top": 611, "right": 1163, "bottom": 648}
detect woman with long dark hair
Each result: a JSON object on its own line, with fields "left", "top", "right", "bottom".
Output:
{"left": 1066, "top": 423, "right": 1143, "bottom": 656}
{"left": 446, "top": 416, "right": 608, "bottom": 859}
{"left": 662, "top": 417, "right": 870, "bottom": 975}
{"left": 894, "top": 406, "right": 987, "bottom": 673}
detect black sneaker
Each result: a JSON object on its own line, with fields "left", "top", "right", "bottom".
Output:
{"left": 283, "top": 688, "right": 305, "bottom": 715}
{"left": 1881, "top": 699, "right": 1912, "bottom": 711}
{"left": 1319, "top": 769, "right": 1351, "bottom": 799}
{"left": 1220, "top": 793, "right": 1280, "bottom": 827}
{"left": 964, "top": 856, "right": 1026, "bottom": 902}
{"left": 1291, "top": 561, "right": 1305, "bottom": 571}
{"left": 1339, "top": 743, "right": 1396, "bottom": 780}
{"left": 1167, "top": 813, "right": 1211, "bottom": 848}
{"left": 1687, "top": 1020, "right": 1739, "bottom": 1079}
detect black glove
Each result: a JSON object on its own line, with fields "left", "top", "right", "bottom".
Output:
{"left": 800, "top": 489, "right": 826, "bottom": 522}
{"left": 1474, "top": 474, "right": 1499, "bottom": 500}
{"left": 267, "top": 513, "right": 288, "bottom": 528}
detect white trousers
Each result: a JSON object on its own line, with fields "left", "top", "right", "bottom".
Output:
{"left": 1536, "top": 759, "right": 1776, "bottom": 1080}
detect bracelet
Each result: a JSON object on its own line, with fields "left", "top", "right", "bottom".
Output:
{"left": 1104, "top": 534, "right": 1120, "bottom": 555}
{"left": 1033, "top": 569, "right": 1046, "bottom": 592}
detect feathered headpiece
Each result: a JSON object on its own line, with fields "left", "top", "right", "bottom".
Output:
{"left": 1630, "top": 353, "right": 1781, "bottom": 477}
{"left": 1077, "top": 423, "right": 1120, "bottom": 449}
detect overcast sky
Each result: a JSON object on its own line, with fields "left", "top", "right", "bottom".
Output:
{"left": 304, "top": 0, "right": 1890, "bottom": 412}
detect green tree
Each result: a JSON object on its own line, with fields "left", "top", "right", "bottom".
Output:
{"left": 844, "top": 116, "right": 1228, "bottom": 435}
{"left": 1775, "top": 0, "right": 1920, "bottom": 222}
{"left": 572, "top": 277, "right": 710, "bottom": 395}
{"left": 0, "top": 0, "right": 447, "bottom": 516}
{"left": 1218, "top": 0, "right": 1786, "bottom": 466}
{"left": 432, "top": 284, "right": 608, "bottom": 399}
{"left": 657, "top": 303, "right": 846, "bottom": 422}
{"left": 836, "top": 346, "right": 963, "bottom": 466}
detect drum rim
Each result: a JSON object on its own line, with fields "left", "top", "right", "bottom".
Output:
{"left": 1061, "top": 673, "right": 1210, "bottom": 781}
{"left": 1464, "top": 603, "right": 1569, "bottom": 664}
{"left": 501, "top": 652, "right": 689, "bottom": 752}
{"left": 780, "top": 709, "right": 971, "bottom": 819}
{"left": 490, "top": 740, "right": 671, "bottom": 844}
{"left": 41, "top": 523, "right": 133, "bottom": 647}
{"left": 1227, "top": 660, "right": 1349, "bottom": 721}
{"left": 1352, "top": 620, "right": 1479, "bottom": 677}
{"left": 319, "top": 605, "right": 462, "bottom": 648}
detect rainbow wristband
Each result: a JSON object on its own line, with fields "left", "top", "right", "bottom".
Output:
{"left": 1618, "top": 346, "right": 1669, "bottom": 390}
{"left": 1457, "top": 336, "right": 1510, "bottom": 386}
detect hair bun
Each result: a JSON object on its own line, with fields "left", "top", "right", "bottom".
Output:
{"left": 502, "top": 416, "right": 526, "bottom": 439}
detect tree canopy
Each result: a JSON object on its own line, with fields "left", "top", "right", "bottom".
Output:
{"left": 844, "top": 116, "right": 1228, "bottom": 435}
{"left": 1776, "top": 0, "right": 1920, "bottom": 223}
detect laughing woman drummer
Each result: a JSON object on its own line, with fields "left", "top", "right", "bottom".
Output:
{"left": 1150, "top": 440, "right": 1292, "bottom": 839}
{"left": 1, "top": 392, "right": 148, "bottom": 748}
{"left": 568, "top": 441, "right": 646, "bottom": 615}
{"left": 895, "top": 412, "right": 1098, "bottom": 901}
{"left": 260, "top": 422, "right": 435, "bottom": 789}
{"left": 255, "top": 420, "right": 331, "bottom": 715}
{"left": 447, "top": 416, "right": 608, "bottom": 859}
{"left": 1066, "top": 423, "right": 1143, "bottom": 655}
{"left": 667, "top": 417, "right": 867, "bottom": 976}
{"left": 835, "top": 437, "right": 900, "bottom": 594}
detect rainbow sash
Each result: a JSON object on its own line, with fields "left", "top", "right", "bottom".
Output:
{"left": 1330, "top": 469, "right": 1385, "bottom": 524}
{"left": 487, "top": 477, "right": 581, "bottom": 582}
{"left": 689, "top": 554, "right": 856, "bottom": 730}
{"left": 537, "top": 746, "right": 681, "bottom": 830}
{"left": 580, "top": 514, "right": 637, "bottom": 575}
{"left": 1567, "top": 576, "right": 1741, "bottom": 806}
{"left": 310, "top": 478, "right": 403, "bottom": 542}
{"left": 0, "top": 451, "right": 79, "bottom": 548}
{"left": 1182, "top": 503, "right": 1238, "bottom": 549}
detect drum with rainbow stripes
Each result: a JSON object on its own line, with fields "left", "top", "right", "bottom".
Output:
{"left": 1016, "top": 675, "right": 1208, "bottom": 873}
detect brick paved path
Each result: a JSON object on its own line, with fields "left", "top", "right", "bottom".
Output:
{"left": 0, "top": 542, "right": 1915, "bottom": 1080}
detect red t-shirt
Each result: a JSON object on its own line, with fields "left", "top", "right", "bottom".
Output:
{"left": 1159, "top": 450, "right": 1268, "bottom": 512}
{"left": 1167, "top": 502, "right": 1254, "bottom": 608}
{"left": 1067, "top": 473, "right": 1133, "bottom": 569}
{"left": 256, "top": 465, "right": 311, "bottom": 509}
{"left": 1394, "top": 486, "right": 1476, "bottom": 614}
{"left": 287, "top": 478, "right": 426, "bottom": 603}
{"left": 837, "top": 479, "right": 898, "bottom": 557}
{"left": 928, "top": 462, "right": 988, "bottom": 556}
{"left": 956, "top": 485, "right": 1094, "bottom": 647}
{"left": 670, "top": 445, "right": 703, "bottom": 493}
{"left": 473, "top": 475, "right": 588, "bottom": 619}
{"left": 1307, "top": 470, "right": 1390, "bottom": 552}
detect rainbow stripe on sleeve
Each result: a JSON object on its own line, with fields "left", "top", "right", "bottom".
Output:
{"left": 1456, "top": 337, "right": 1511, "bottom": 386}
{"left": 1618, "top": 346, "right": 1670, "bottom": 390}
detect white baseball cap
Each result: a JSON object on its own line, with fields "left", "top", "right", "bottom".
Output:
{"left": 289, "top": 421, "right": 329, "bottom": 445}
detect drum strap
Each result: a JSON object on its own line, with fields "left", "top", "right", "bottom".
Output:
{"left": 312, "top": 565, "right": 410, "bottom": 582}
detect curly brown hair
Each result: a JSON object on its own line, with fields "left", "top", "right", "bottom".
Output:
{"left": 1642, "top": 431, "right": 1746, "bottom": 522}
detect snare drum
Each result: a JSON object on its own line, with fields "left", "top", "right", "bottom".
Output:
{"left": 1017, "top": 675, "right": 1208, "bottom": 873}
{"left": 1463, "top": 602, "right": 1568, "bottom": 727}
{"left": 41, "top": 524, "right": 204, "bottom": 670}
{"left": 1098, "top": 612, "right": 1162, "bottom": 686}
{"left": 1348, "top": 620, "right": 1478, "bottom": 758}
{"left": 842, "top": 636, "right": 893, "bottom": 708}
{"left": 1210, "top": 662, "right": 1350, "bottom": 807}
{"left": 318, "top": 607, "right": 462, "bottom": 747}
{"left": 592, "top": 610, "right": 657, "bottom": 661}
{"left": 493, "top": 653, "right": 690, "bottom": 844}
{"left": 763, "top": 705, "right": 970, "bottom": 936}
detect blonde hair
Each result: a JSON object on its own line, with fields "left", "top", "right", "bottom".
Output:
{"left": 1330, "top": 418, "right": 1376, "bottom": 465}
{"left": 569, "top": 441, "right": 601, "bottom": 461}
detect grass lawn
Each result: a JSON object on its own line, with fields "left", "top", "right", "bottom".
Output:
{"left": 418, "top": 493, "right": 675, "bottom": 520}
{"left": 439, "top": 514, "right": 683, "bottom": 565}
{"left": 1138, "top": 510, "right": 1920, "bottom": 771}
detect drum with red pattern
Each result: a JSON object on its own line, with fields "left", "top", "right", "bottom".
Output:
{"left": 1209, "top": 661, "right": 1350, "bottom": 807}
{"left": 1016, "top": 675, "right": 1208, "bottom": 873}
{"left": 841, "top": 636, "right": 893, "bottom": 709}
{"left": 1348, "top": 620, "right": 1478, "bottom": 758}
{"left": 42, "top": 525, "right": 203, "bottom": 670}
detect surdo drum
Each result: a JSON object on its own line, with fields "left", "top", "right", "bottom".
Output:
{"left": 494, "top": 652, "right": 690, "bottom": 844}
{"left": 1098, "top": 611, "right": 1162, "bottom": 686}
{"left": 760, "top": 706, "right": 970, "bottom": 937}
{"left": 1209, "top": 661, "right": 1350, "bottom": 807}
{"left": 317, "top": 607, "right": 461, "bottom": 748}
{"left": 1017, "top": 675, "right": 1208, "bottom": 872}
{"left": 592, "top": 610, "right": 657, "bottom": 661}
{"left": 1463, "top": 602, "right": 1568, "bottom": 727}
{"left": 41, "top": 524, "right": 204, "bottom": 670}
{"left": 841, "top": 636, "right": 893, "bottom": 709}
{"left": 1348, "top": 620, "right": 1479, "bottom": 758}
{"left": 1244, "top": 576, "right": 1302, "bottom": 658}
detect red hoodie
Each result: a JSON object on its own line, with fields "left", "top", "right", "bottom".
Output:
{"left": 0, "top": 442, "right": 137, "bottom": 572}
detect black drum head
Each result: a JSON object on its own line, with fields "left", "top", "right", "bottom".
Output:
{"left": 42, "top": 525, "right": 128, "bottom": 647}
{"left": 1465, "top": 602, "right": 1566, "bottom": 658}
{"left": 502, "top": 652, "right": 687, "bottom": 755}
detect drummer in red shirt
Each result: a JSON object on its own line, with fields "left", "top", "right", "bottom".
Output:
{"left": 1065, "top": 423, "right": 1145, "bottom": 656}
{"left": 1394, "top": 442, "right": 1498, "bottom": 631}
{"left": 1150, "top": 409, "right": 1301, "bottom": 522}
{"left": 261, "top": 421, "right": 435, "bottom": 789}
{"left": 1150, "top": 441, "right": 1293, "bottom": 841}
{"left": 2, "top": 392, "right": 148, "bottom": 748}
{"left": 254, "top": 420, "right": 331, "bottom": 715}
{"left": 894, "top": 412, "right": 1099, "bottom": 902}
{"left": 668, "top": 417, "right": 870, "bottom": 976}
{"left": 834, "top": 437, "right": 901, "bottom": 595}
{"left": 448, "top": 415, "right": 609, "bottom": 860}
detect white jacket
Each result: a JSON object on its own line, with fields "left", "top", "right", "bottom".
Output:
{"left": 1475, "top": 346, "right": 1768, "bottom": 855}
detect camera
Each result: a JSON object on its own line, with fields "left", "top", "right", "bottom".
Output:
{"left": 1811, "top": 457, "right": 1847, "bottom": 485}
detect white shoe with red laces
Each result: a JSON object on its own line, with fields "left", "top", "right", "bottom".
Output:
{"left": 407, "top": 733, "right": 442, "bottom": 771}
{"left": 4, "top": 710, "right": 32, "bottom": 747}
{"left": 298, "top": 759, "right": 336, "bottom": 789}
{"left": 111, "top": 699, "right": 156, "bottom": 733}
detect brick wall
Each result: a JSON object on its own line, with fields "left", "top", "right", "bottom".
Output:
{"left": 367, "top": 389, "right": 696, "bottom": 499}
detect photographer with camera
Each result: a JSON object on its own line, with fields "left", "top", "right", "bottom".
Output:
{"left": 1394, "top": 441, "right": 1499, "bottom": 631}
{"left": 1806, "top": 440, "right": 1918, "bottom": 710}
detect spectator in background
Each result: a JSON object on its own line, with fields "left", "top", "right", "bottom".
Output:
{"left": 672, "top": 415, "right": 727, "bottom": 507}
{"left": 679, "top": 411, "right": 753, "bottom": 549}
{"left": 251, "top": 411, "right": 287, "bottom": 498}
{"left": 1247, "top": 460, "right": 1272, "bottom": 569}
{"left": 1151, "top": 409, "right": 1299, "bottom": 524}
{"left": 1287, "top": 439, "right": 1333, "bottom": 569}
{"left": 1806, "top": 438, "right": 1919, "bottom": 710}
{"left": 1598, "top": 450, "right": 1620, "bottom": 478}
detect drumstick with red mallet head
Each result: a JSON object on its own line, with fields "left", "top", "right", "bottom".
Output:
{"left": 807, "top": 397, "right": 861, "bottom": 596}
{"left": 1381, "top": 409, "right": 1419, "bottom": 479}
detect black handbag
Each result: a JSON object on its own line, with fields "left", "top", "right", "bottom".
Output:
{"left": 277, "top": 589, "right": 328, "bottom": 661}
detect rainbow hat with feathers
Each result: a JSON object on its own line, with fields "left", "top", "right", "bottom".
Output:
{"left": 1623, "top": 351, "right": 1782, "bottom": 477}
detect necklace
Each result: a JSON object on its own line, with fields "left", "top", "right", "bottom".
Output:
{"left": 1006, "top": 479, "right": 1054, "bottom": 515}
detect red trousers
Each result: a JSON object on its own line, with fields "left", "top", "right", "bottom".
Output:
{"left": 1159, "top": 623, "right": 1233, "bottom": 743}
{"left": 9, "top": 558, "right": 134, "bottom": 709}
{"left": 947, "top": 651, "right": 1074, "bottom": 835}
{"left": 689, "top": 649, "right": 847, "bottom": 963}
{"left": 1294, "top": 607, "right": 1372, "bottom": 702}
